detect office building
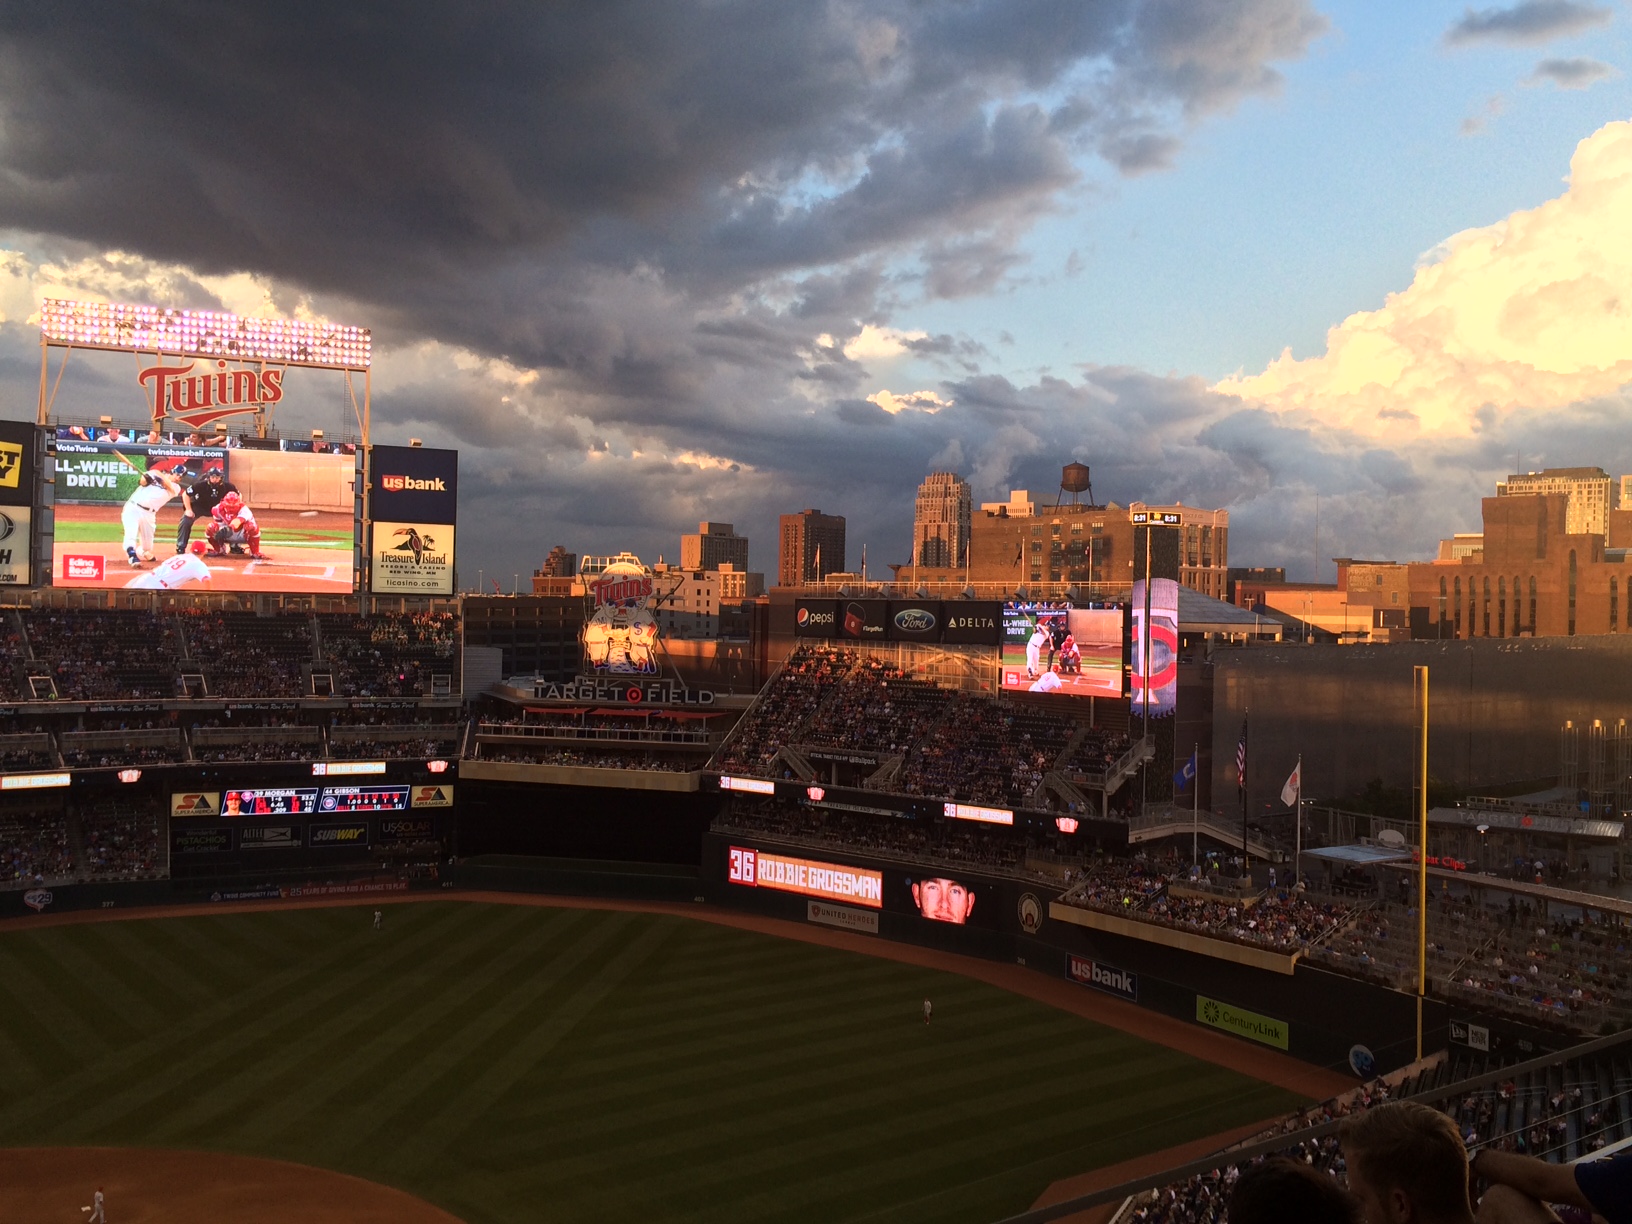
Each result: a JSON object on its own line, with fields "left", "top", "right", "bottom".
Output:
{"left": 912, "top": 472, "right": 971, "bottom": 569}
{"left": 680, "top": 522, "right": 750, "bottom": 572}
{"left": 778, "top": 509, "right": 846, "bottom": 587}
{"left": 1497, "top": 468, "right": 1615, "bottom": 539}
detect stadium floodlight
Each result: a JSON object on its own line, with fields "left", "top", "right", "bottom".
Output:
{"left": 39, "top": 299, "right": 372, "bottom": 370}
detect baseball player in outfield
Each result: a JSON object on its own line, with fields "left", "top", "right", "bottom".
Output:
{"left": 122, "top": 467, "right": 183, "bottom": 567}
{"left": 86, "top": 1186, "right": 105, "bottom": 1221}
{"left": 124, "top": 542, "right": 213, "bottom": 590}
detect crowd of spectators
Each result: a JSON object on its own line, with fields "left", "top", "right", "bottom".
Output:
{"left": 716, "top": 800, "right": 1029, "bottom": 876}
{"left": 180, "top": 609, "right": 313, "bottom": 697}
{"left": 319, "top": 611, "right": 458, "bottom": 698}
{"left": 0, "top": 809, "right": 73, "bottom": 886}
{"left": 23, "top": 610, "right": 181, "bottom": 700}
{"left": 714, "top": 645, "right": 1082, "bottom": 809}
{"left": 479, "top": 747, "right": 700, "bottom": 771}
{"left": 1121, "top": 1043, "right": 1628, "bottom": 1224}
{"left": 78, "top": 799, "right": 163, "bottom": 880}
{"left": 1059, "top": 728, "right": 1135, "bottom": 780}
{"left": 332, "top": 736, "right": 458, "bottom": 760}
{"left": 479, "top": 712, "right": 716, "bottom": 745}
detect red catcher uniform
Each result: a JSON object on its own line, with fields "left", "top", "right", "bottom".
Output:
{"left": 208, "top": 493, "right": 265, "bottom": 558}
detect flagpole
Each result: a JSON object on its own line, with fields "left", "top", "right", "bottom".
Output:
{"left": 1192, "top": 741, "right": 1199, "bottom": 869}
{"left": 1293, "top": 753, "right": 1302, "bottom": 890}
{"left": 1240, "top": 712, "right": 1249, "bottom": 879}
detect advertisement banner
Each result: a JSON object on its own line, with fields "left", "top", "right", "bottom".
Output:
{"left": 378, "top": 816, "right": 436, "bottom": 843}
{"left": 239, "top": 825, "right": 302, "bottom": 850}
{"left": 806, "top": 900, "right": 880, "bottom": 935}
{"left": 792, "top": 600, "right": 839, "bottom": 637}
{"left": 0, "top": 419, "right": 37, "bottom": 507}
{"left": 318, "top": 785, "right": 410, "bottom": 813}
{"left": 171, "top": 791, "right": 222, "bottom": 818}
{"left": 309, "top": 821, "right": 370, "bottom": 848}
{"left": 836, "top": 599, "right": 888, "bottom": 641}
{"left": 1067, "top": 954, "right": 1138, "bottom": 1002}
{"left": 726, "top": 845, "right": 883, "bottom": 907}
{"left": 887, "top": 601, "right": 942, "bottom": 642}
{"left": 940, "top": 601, "right": 1001, "bottom": 645}
{"left": 1195, "top": 995, "right": 1289, "bottom": 1050}
{"left": 371, "top": 520, "right": 455, "bottom": 595}
{"left": 410, "top": 785, "right": 454, "bottom": 808}
{"left": 52, "top": 442, "right": 356, "bottom": 594}
{"left": 368, "top": 445, "right": 458, "bottom": 524}
{"left": 0, "top": 506, "right": 32, "bottom": 585}
{"left": 172, "top": 827, "right": 234, "bottom": 855}
{"left": 1132, "top": 578, "right": 1180, "bottom": 716}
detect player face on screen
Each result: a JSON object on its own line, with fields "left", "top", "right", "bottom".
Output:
{"left": 911, "top": 877, "right": 975, "bottom": 924}
{"left": 223, "top": 793, "right": 242, "bottom": 816}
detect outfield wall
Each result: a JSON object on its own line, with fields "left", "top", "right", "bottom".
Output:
{"left": 700, "top": 832, "right": 1580, "bottom": 1076}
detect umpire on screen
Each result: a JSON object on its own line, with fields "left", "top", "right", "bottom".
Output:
{"left": 175, "top": 466, "right": 239, "bottom": 554}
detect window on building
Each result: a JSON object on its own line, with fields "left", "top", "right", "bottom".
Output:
{"left": 1453, "top": 576, "right": 1461, "bottom": 636}
{"left": 1391, "top": 591, "right": 1400, "bottom": 604}
{"left": 1497, "top": 577, "right": 1506, "bottom": 637}
{"left": 1511, "top": 576, "right": 1519, "bottom": 636}
{"left": 1529, "top": 576, "right": 1537, "bottom": 634}
{"left": 1613, "top": 576, "right": 1619, "bottom": 633}
{"left": 1482, "top": 577, "right": 1491, "bottom": 637}
{"left": 1569, "top": 550, "right": 1577, "bottom": 636}
{"left": 1439, "top": 576, "right": 1448, "bottom": 636}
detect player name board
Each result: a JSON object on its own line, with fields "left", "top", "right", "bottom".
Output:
{"left": 224, "top": 787, "right": 320, "bottom": 816}
{"left": 318, "top": 785, "right": 411, "bottom": 813}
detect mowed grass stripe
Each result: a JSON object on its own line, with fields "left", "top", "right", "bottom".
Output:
{"left": 226, "top": 902, "right": 569, "bottom": 1149}
{"left": 26, "top": 926, "right": 174, "bottom": 1034}
{"left": 319, "top": 907, "right": 648, "bottom": 1168}
{"left": 0, "top": 902, "right": 479, "bottom": 1140}
{"left": 73, "top": 903, "right": 496, "bottom": 1142}
{"left": 134, "top": 902, "right": 545, "bottom": 1146}
{"left": 0, "top": 938, "right": 121, "bottom": 1058}
{"left": 393, "top": 915, "right": 681, "bottom": 1170}
{"left": 0, "top": 903, "right": 1307, "bottom": 1224}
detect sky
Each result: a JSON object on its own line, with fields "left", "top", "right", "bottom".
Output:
{"left": 0, "top": 0, "right": 1628, "bottom": 587}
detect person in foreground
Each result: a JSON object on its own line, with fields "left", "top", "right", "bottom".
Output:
{"left": 1470, "top": 1144, "right": 1625, "bottom": 1224}
{"left": 1229, "top": 1156, "right": 1362, "bottom": 1224}
{"left": 1340, "top": 1102, "right": 1476, "bottom": 1224}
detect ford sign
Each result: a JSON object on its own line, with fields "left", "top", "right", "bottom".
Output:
{"left": 893, "top": 608, "right": 936, "bottom": 633}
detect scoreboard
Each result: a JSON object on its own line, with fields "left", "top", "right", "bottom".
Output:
{"left": 223, "top": 787, "right": 321, "bottom": 816}
{"left": 318, "top": 785, "right": 412, "bottom": 814}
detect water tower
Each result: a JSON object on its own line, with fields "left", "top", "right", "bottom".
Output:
{"left": 1058, "top": 461, "right": 1096, "bottom": 507}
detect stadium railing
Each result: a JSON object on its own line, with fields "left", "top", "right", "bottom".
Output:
{"left": 993, "top": 1027, "right": 1632, "bottom": 1224}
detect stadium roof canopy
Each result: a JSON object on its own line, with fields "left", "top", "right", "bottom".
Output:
{"left": 1302, "top": 844, "right": 1414, "bottom": 865}
{"left": 1176, "top": 587, "right": 1284, "bottom": 639}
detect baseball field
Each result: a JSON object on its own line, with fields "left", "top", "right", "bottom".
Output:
{"left": 0, "top": 900, "right": 1309, "bottom": 1223}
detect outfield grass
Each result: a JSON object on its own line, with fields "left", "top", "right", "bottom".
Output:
{"left": 0, "top": 903, "right": 1305, "bottom": 1223}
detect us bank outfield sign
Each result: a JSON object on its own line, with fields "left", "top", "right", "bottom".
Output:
{"left": 369, "top": 445, "right": 457, "bottom": 595}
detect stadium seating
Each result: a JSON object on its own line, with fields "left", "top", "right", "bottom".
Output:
{"left": 22, "top": 609, "right": 183, "bottom": 700}
{"left": 1114, "top": 1033, "right": 1632, "bottom": 1224}
{"left": 178, "top": 609, "right": 314, "bottom": 698}
{"left": 317, "top": 611, "right": 459, "bottom": 698}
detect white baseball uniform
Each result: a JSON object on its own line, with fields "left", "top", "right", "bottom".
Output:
{"left": 90, "top": 1190, "right": 105, "bottom": 1223}
{"left": 125, "top": 552, "right": 211, "bottom": 590}
{"left": 1025, "top": 627, "right": 1048, "bottom": 677}
{"left": 122, "top": 475, "right": 179, "bottom": 558}
{"left": 1028, "top": 670, "right": 1063, "bottom": 693}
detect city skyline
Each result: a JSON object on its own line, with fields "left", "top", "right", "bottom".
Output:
{"left": 0, "top": 3, "right": 1626, "bottom": 584}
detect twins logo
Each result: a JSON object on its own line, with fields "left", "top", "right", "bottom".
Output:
{"left": 23, "top": 889, "right": 53, "bottom": 913}
{"left": 1016, "top": 892, "right": 1043, "bottom": 934}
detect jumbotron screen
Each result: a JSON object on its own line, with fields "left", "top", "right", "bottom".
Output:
{"left": 52, "top": 439, "right": 356, "bottom": 593}
{"left": 999, "top": 601, "right": 1126, "bottom": 698}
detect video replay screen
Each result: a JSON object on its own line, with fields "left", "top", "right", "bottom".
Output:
{"left": 999, "top": 601, "right": 1126, "bottom": 698}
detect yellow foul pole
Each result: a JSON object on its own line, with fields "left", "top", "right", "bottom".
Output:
{"left": 1414, "top": 664, "right": 1429, "bottom": 1061}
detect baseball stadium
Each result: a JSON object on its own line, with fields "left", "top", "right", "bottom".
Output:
{"left": 4, "top": 304, "right": 1632, "bottom": 1223}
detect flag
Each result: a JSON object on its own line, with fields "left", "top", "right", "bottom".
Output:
{"left": 1280, "top": 759, "right": 1301, "bottom": 808}
{"left": 1174, "top": 748, "right": 1198, "bottom": 791}
{"left": 1235, "top": 717, "right": 1248, "bottom": 794}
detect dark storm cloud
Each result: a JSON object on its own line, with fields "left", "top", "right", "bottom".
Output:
{"left": 1525, "top": 56, "right": 1617, "bottom": 88}
{"left": 0, "top": 1, "right": 1329, "bottom": 577}
{"left": 1444, "top": 2, "right": 1612, "bottom": 47}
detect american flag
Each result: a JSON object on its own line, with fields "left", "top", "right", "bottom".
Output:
{"left": 1235, "top": 716, "right": 1248, "bottom": 793}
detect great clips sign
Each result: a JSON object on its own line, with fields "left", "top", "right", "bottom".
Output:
{"left": 369, "top": 445, "right": 458, "bottom": 524}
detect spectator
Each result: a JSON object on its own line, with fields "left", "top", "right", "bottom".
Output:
{"left": 1230, "top": 1158, "right": 1362, "bottom": 1224}
{"left": 1340, "top": 1102, "right": 1475, "bottom": 1224}
{"left": 1472, "top": 1146, "right": 1631, "bottom": 1224}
